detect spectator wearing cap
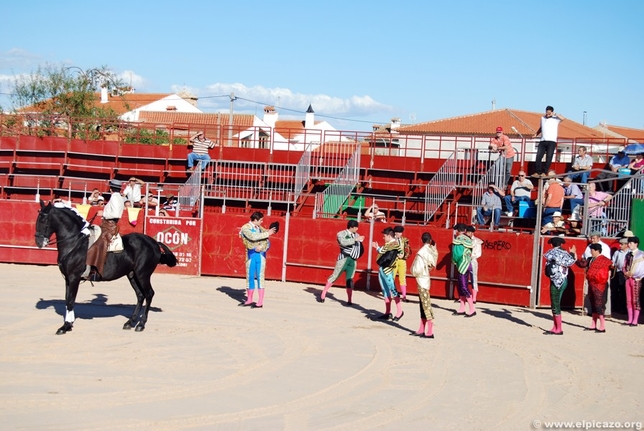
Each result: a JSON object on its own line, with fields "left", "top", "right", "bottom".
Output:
{"left": 476, "top": 182, "right": 505, "bottom": 229}
{"left": 564, "top": 213, "right": 582, "bottom": 237}
{"left": 582, "top": 231, "right": 611, "bottom": 259}
{"left": 83, "top": 179, "right": 125, "bottom": 281}
{"left": 543, "top": 237, "right": 576, "bottom": 335}
{"left": 541, "top": 211, "right": 565, "bottom": 235}
{"left": 568, "top": 145, "right": 594, "bottom": 183}
{"left": 533, "top": 106, "right": 564, "bottom": 178}
{"left": 490, "top": 126, "right": 516, "bottom": 186}
{"left": 595, "top": 146, "right": 631, "bottom": 193}
{"left": 188, "top": 130, "right": 215, "bottom": 171}
{"left": 611, "top": 237, "right": 630, "bottom": 314}
{"left": 562, "top": 176, "right": 584, "bottom": 216}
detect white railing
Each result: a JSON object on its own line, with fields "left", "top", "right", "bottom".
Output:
{"left": 315, "top": 142, "right": 362, "bottom": 218}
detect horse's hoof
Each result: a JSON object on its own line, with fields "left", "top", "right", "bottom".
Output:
{"left": 135, "top": 324, "right": 145, "bottom": 332}
{"left": 56, "top": 323, "right": 72, "bottom": 335}
{"left": 122, "top": 321, "right": 133, "bottom": 330}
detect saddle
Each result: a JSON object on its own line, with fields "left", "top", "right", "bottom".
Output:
{"left": 87, "top": 226, "right": 124, "bottom": 253}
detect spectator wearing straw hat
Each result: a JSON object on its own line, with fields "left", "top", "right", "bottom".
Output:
{"left": 564, "top": 213, "right": 582, "bottom": 237}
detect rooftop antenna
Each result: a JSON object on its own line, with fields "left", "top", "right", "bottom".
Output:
{"left": 409, "top": 113, "right": 416, "bottom": 122}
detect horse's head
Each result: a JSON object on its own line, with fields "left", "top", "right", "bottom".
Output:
{"left": 35, "top": 200, "right": 54, "bottom": 248}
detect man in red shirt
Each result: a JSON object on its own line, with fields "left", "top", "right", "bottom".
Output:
{"left": 490, "top": 126, "right": 516, "bottom": 187}
{"left": 542, "top": 177, "right": 564, "bottom": 226}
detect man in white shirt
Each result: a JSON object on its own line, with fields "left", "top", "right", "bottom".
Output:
{"left": 84, "top": 179, "right": 126, "bottom": 281}
{"left": 123, "top": 177, "right": 145, "bottom": 207}
{"left": 582, "top": 231, "right": 611, "bottom": 259}
{"left": 532, "top": 106, "right": 564, "bottom": 178}
{"left": 503, "top": 170, "right": 534, "bottom": 216}
{"left": 568, "top": 146, "right": 594, "bottom": 183}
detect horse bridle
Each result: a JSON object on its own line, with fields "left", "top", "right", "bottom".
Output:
{"left": 36, "top": 210, "right": 79, "bottom": 246}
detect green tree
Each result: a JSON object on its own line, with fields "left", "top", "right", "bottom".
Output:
{"left": 9, "top": 64, "right": 126, "bottom": 138}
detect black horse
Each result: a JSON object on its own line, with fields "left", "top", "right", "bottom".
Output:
{"left": 35, "top": 201, "right": 177, "bottom": 334}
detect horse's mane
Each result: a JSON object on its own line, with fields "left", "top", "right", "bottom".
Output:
{"left": 52, "top": 204, "right": 88, "bottom": 228}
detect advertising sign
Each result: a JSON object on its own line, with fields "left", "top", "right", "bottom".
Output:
{"left": 145, "top": 217, "right": 202, "bottom": 275}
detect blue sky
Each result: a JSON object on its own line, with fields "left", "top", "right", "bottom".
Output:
{"left": 1, "top": 0, "right": 643, "bottom": 132}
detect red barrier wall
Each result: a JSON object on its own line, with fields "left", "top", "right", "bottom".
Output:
{"left": 1, "top": 199, "right": 604, "bottom": 309}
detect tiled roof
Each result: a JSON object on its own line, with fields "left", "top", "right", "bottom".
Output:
{"left": 139, "top": 111, "right": 255, "bottom": 128}
{"left": 19, "top": 92, "right": 173, "bottom": 115}
{"left": 398, "top": 109, "right": 606, "bottom": 139}
{"left": 600, "top": 124, "right": 644, "bottom": 141}
{"left": 275, "top": 120, "right": 305, "bottom": 138}
{"left": 92, "top": 93, "right": 173, "bottom": 115}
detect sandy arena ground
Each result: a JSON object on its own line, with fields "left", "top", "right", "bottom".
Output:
{"left": 0, "top": 263, "right": 642, "bottom": 431}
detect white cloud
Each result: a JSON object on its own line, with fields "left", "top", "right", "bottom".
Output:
{"left": 117, "top": 70, "right": 146, "bottom": 90}
{"left": 180, "top": 82, "right": 393, "bottom": 118}
{"left": 0, "top": 48, "right": 42, "bottom": 70}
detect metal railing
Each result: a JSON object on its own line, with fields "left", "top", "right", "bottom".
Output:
{"left": 583, "top": 170, "right": 642, "bottom": 236}
{"left": 178, "top": 164, "right": 202, "bottom": 209}
{"left": 314, "top": 142, "right": 362, "bottom": 218}
{"left": 204, "top": 159, "right": 297, "bottom": 203}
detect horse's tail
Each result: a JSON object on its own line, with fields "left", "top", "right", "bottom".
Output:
{"left": 158, "top": 242, "right": 178, "bottom": 267}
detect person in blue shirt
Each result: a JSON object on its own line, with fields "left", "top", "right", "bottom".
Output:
{"left": 595, "top": 147, "right": 631, "bottom": 192}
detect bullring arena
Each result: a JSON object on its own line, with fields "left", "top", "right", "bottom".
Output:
{"left": 1, "top": 263, "right": 642, "bottom": 431}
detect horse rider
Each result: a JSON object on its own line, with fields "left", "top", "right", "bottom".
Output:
{"left": 83, "top": 179, "right": 125, "bottom": 281}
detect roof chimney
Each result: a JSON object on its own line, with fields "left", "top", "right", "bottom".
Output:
{"left": 390, "top": 118, "right": 401, "bottom": 130}
{"left": 305, "top": 104, "right": 314, "bottom": 129}
{"left": 100, "top": 87, "right": 109, "bottom": 104}
{"left": 263, "top": 106, "right": 278, "bottom": 128}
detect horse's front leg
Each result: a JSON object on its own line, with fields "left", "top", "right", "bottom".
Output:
{"left": 57, "top": 277, "right": 80, "bottom": 335}
{"left": 123, "top": 272, "right": 144, "bottom": 330}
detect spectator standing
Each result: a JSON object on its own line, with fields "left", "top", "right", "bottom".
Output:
{"left": 582, "top": 231, "right": 611, "bottom": 259}
{"left": 533, "top": 106, "right": 564, "bottom": 177}
{"left": 188, "top": 131, "right": 215, "bottom": 171}
{"left": 504, "top": 171, "right": 534, "bottom": 217}
{"left": 490, "top": 126, "right": 516, "bottom": 187}
{"left": 542, "top": 177, "right": 564, "bottom": 226}
{"left": 562, "top": 176, "right": 584, "bottom": 215}
{"left": 568, "top": 146, "right": 594, "bottom": 183}
{"left": 476, "top": 182, "right": 505, "bottom": 229}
